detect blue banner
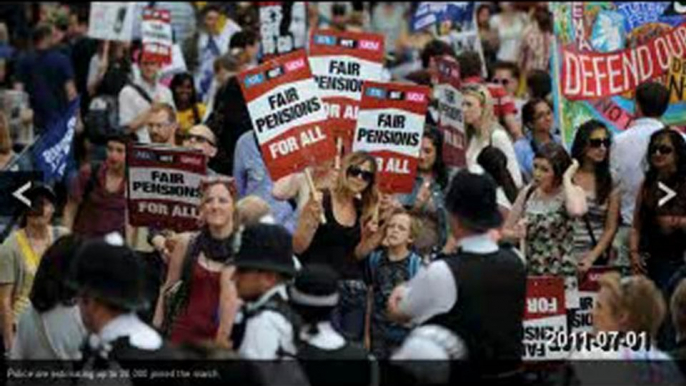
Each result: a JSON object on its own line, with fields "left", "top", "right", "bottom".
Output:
{"left": 412, "top": 2, "right": 475, "bottom": 32}
{"left": 32, "top": 97, "right": 79, "bottom": 183}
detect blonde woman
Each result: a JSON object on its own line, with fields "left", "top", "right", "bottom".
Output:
{"left": 153, "top": 176, "right": 239, "bottom": 349}
{"left": 293, "top": 151, "right": 382, "bottom": 342}
{"left": 462, "top": 84, "right": 523, "bottom": 189}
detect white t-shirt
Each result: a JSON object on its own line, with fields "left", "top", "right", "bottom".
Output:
{"left": 490, "top": 13, "right": 527, "bottom": 62}
{"left": 118, "top": 75, "right": 175, "bottom": 143}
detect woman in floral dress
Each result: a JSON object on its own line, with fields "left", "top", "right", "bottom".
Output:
{"left": 503, "top": 142, "right": 588, "bottom": 277}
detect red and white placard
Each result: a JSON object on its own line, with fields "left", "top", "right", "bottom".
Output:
{"left": 141, "top": 7, "right": 173, "bottom": 64}
{"left": 353, "top": 81, "right": 430, "bottom": 194}
{"left": 127, "top": 144, "right": 207, "bottom": 232}
{"left": 569, "top": 267, "right": 618, "bottom": 335}
{"left": 238, "top": 50, "right": 336, "bottom": 180}
{"left": 309, "top": 29, "right": 385, "bottom": 152}
{"left": 523, "top": 276, "right": 568, "bottom": 361}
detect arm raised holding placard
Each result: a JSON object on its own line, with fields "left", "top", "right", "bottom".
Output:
{"left": 293, "top": 192, "right": 324, "bottom": 255}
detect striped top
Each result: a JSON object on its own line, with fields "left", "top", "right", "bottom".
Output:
{"left": 573, "top": 193, "right": 609, "bottom": 262}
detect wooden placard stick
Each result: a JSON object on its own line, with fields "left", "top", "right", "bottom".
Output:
{"left": 335, "top": 137, "right": 343, "bottom": 170}
{"left": 305, "top": 167, "right": 327, "bottom": 225}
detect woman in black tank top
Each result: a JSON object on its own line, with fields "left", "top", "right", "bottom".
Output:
{"left": 293, "top": 152, "right": 381, "bottom": 342}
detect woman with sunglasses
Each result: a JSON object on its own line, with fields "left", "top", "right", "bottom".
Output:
{"left": 631, "top": 129, "right": 686, "bottom": 292}
{"left": 153, "top": 177, "right": 240, "bottom": 349}
{"left": 293, "top": 151, "right": 381, "bottom": 343}
{"left": 463, "top": 84, "right": 523, "bottom": 189}
{"left": 570, "top": 120, "right": 620, "bottom": 274}
{"left": 515, "top": 98, "right": 561, "bottom": 182}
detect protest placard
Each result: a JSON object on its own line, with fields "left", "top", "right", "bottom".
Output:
{"left": 126, "top": 144, "right": 207, "bottom": 232}
{"left": 141, "top": 7, "right": 173, "bottom": 64}
{"left": 568, "top": 267, "right": 618, "bottom": 335}
{"left": 238, "top": 50, "right": 336, "bottom": 181}
{"left": 88, "top": 2, "right": 136, "bottom": 42}
{"left": 309, "top": 29, "right": 385, "bottom": 152}
{"left": 434, "top": 56, "right": 466, "bottom": 168}
{"left": 523, "top": 276, "right": 568, "bottom": 361}
{"left": 259, "top": 2, "right": 308, "bottom": 60}
{"left": 551, "top": 2, "right": 686, "bottom": 145}
{"left": 353, "top": 81, "right": 430, "bottom": 194}
{"left": 412, "top": 2, "right": 487, "bottom": 78}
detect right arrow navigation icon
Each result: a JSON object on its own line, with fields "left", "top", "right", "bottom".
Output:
{"left": 658, "top": 182, "right": 677, "bottom": 208}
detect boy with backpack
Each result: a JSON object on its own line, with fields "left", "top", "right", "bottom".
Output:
{"left": 360, "top": 208, "right": 423, "bottom": 359}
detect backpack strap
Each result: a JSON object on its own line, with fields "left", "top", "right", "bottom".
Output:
{"left": 408, "top": 252, "right": 422, "bottom": 278}
{"left": 127, "top": 82, "right": 154, "bottom": 104}
{"left": 367, "top": 250, "right": 383, "bottom": 284}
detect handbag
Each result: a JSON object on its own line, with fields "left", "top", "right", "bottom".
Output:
{"left": 582, "top": 215, "right": 616, "bottom": 266}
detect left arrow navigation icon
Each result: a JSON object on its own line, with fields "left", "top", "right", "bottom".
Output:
{"left": 12, "top": 181, "right": 32, "bottom": 208}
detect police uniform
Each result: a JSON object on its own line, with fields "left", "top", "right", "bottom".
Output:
{"left": 396, "top": 171, "right": 527, "bottom": 384}
{"left": 289, "top": 264, "right": 377, "bottom": 386}
{"left": 68, "top": 234, "right": 181, "bottom": 386}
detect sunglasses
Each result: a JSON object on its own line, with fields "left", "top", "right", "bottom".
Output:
{"left": 186, "top": 134, "right": 216, "bottom": 146}
{"left": 347, "top": 166, "right": 374, "bottom": 182}
{"left": 588, "top": 138, "right": 610, "bottom": 149}
{"left": 650, "top": 144, "right": 674, "bottom": 156}
{"left": 492, "top": 78, "right": 511, "bottom": 86}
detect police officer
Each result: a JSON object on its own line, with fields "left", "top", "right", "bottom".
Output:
{"left": 289, "top": 264, "right": 377, "bottom": 386}
{"left": 68, "top": 233, "right": 179, "bottom": 385}
{"left": 231, "top": 223, "right": 300, "bottom": 360}
{"left": 231, "top": 223, "right": 310, "bottom": 385}
{"left": 387, "top": 170, "right": 527, "bottom": 384}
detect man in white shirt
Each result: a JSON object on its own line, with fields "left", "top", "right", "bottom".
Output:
{"left": 610, "top": 81, "right": 670, "bottom": 270}
{"left": 118, "top": 52, "right": 175, "bottom": 144}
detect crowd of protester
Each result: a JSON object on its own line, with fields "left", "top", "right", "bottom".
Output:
{"left": 1, "top": 2, "right": 686, "bottom": 385}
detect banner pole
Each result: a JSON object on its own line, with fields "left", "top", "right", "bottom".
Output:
{"left": 305, "top": 168, "right": 327, "bottom": 225}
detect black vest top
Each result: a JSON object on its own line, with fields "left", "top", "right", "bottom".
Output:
{"left": 297, "top": 340, "right": 375, "bottom": 386}
{"left": 426, "top": 247, "right": 527, "bottom": 377}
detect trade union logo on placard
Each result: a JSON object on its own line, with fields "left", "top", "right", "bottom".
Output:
{"left": 244, "top": 73, "right": 265, "bottom": 88}
{"left": 366, "top": 87, "right": 386, "bottom": 99}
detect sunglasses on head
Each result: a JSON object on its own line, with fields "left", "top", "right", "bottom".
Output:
{"left": 347, "top": 166, "right": 374, "bottom": 182}
{"left": 650, "top": 144, "right": 674, "bottom": 156}
{"left": 588, "top": 138, "right": 610, "bottom": 149}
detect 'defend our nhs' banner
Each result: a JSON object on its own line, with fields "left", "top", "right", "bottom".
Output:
{"left": 551, "top": 2, "right": 686, "bottom": 146}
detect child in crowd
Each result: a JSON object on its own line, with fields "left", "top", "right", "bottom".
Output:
{"left": 360, "top": 209, "right": 423, "bottom": 359}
